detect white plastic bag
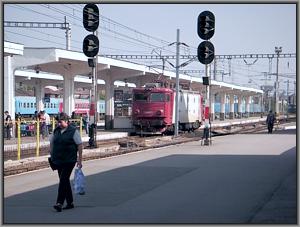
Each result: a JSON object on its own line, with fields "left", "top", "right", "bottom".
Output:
{"left": 73, "top": 168, "right": 85, "bottom": 195}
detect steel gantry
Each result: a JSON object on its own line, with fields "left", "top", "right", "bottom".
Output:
{"left": 4, "top": 18, "right": 71, "bottom": 50}
{"left": 100, "top": 53, "right": 296, "bottom": 60}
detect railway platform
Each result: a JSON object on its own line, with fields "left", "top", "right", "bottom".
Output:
{"left": 4, "top": 126, "right": 296, "bottom": 223}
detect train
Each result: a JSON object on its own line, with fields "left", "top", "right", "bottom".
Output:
{"left": 15, "top": 96, "right": 105, "bottom": 117}
{"left": 131, "top": 83, "right": 263, "bottom": 134}
{"left": 132, "top": 83, "right": 203, "bottom": 134}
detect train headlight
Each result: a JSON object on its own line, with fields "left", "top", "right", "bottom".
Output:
{"left": 156, "top": 110, "right": 164, "bottom": 115}
{"left": 134, "top": 109, "right": 140, "bottom": 115}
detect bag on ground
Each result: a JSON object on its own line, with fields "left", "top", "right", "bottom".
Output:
{"left": 73, "top": 168, "right": 85, "bottom": 195}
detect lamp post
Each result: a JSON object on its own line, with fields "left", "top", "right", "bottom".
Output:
{"left": 274, "top": 46, "right": 282, "bottom": 116}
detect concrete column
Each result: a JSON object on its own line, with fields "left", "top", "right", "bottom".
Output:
{"left": 63, "top": 73, "right": 75, "bottom": 116}
{"left": 34, "top": 79, "right": 45, "bottom": 112}
{"left": 104, "top": 73, "right": 114, "bottom": 130}
{"left": 4, "top": 56, "right": 15, "bottom": 119}
{"left": 220, "top": 93, "right": 226, "bottom": 121}
{"left": 245, "top": 96, "right": 251, "bottom": 118}
{"left": 260, "top": 95, "right": 264, "bottom": 117}
{"left": 238, "top": 95, "right": 243, "bottom": 118}
{"left": 229, "top": 94, "right": 235, "bottom": 119}
{"left": 210, "top": 93, "right": 215, "bottom": 121}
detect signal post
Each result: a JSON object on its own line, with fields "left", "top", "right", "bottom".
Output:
{"left": 197, "top": 11, "right": 215, "bottom": 146}
{"left": 82, "top": 3, "right": 99, "bottom": 148}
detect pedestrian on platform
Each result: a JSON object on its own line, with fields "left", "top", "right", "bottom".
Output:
{"left": 44, "top": 110, "right": 51, "bottom": 136}
{"left": 266, "top": 110, "right": 275, "bottom": 134}
{"left": 4, "top": 111, "right": 12, "bottom": 140}
{"left": 32, "top": 110, "right": 38, "bottom": 120}
{"left": 39, "top": 111, "right": 47, "bottom": 139}
{"left": 82, "top": 112, "right": 89, "bottom": 134}
{"left": 50, "top": 112, "right": 83, "bottom": 212}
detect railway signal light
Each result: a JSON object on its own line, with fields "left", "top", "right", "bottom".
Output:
{"left": 83, "top": 3, "right": 99, "bottom": 32}
{"left": 197, "top": 41, "right": 215, "bottom": 65}
{"left": 197, "top": 11, "right": 215, "bottom": 40}
{"left": 83, "top": 34, "right": 99, "bottom": 58}
{"left": 202, "top": 76, "right": 209, "bottom": 85}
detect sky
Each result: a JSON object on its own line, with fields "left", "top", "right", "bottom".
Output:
{"left": 3, "top": 3, "right": 297, "bottom": 94}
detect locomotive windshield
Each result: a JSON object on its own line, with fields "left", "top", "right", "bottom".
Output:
{"left": 134, "top": 93, "right": 148, "bottom": 101}
{"left": 133, "top": 92, "right": 168, "bottom": 102}
{"left": 150, "top": 93, "right": 166, "bottom": 102}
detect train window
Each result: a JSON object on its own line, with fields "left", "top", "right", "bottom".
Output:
{"left": 166, "top": 94, "right": 170, "bottom": 102}
{"left": 27, "top": 103, "right": 30, "bottom": 108}
{"left": 134, "top": 93, "right": 148, "bottom": 101}
{"left": 51, "top": 103, "right": 53, "bottom": 108}
{"left": 19, "top": 103, "right": 21, "bottom": 107}
{"left": 23, "top": 103, "right": 26, "bottom": 108}
{"left": 150, "top": 93, "right": 165, "bottom": 102}
{"left": 34, "top": 103, "right": 36, "bottom": 108}
{"left": 31, "top": 103, "right": 34, "bottom": 108}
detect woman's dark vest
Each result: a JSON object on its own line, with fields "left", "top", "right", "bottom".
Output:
{"left": 51, "top": 125, "right": 78, "bottom": 165}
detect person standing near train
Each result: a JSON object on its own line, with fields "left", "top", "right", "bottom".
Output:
{"left": 4, "top": 111, "right": 12, "bottom": 140}
{"left": 82, "top": 112, "right": 89, "bottom": 135}
{"left": 266, "top": 110, "right": 276, "bottom": 134}
{"left": 50, "top": 112, "right": 83, "bottom": 212}
{"left": 43, "top": 110, "right": 51, "bottom": 136}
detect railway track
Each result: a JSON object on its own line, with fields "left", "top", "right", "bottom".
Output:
{"left": 4, "top": 118, "right": 295, "bottom": 176}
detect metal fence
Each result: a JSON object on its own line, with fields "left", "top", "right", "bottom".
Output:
{"left": 4, "top": 117, "right": 83, "bottom": 160}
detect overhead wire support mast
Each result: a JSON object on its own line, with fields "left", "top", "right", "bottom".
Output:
{"left": 4, "top": 19, "right": 71, "bottom": 50}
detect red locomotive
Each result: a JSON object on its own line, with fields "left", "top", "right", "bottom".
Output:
{"left": 132, "top": 83, "right": 203, "bottom": 134}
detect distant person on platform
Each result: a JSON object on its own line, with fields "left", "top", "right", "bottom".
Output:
{"left": 4, "top": 111, "right": 12, "bottom": 140}
{"left": 82, "top": 112, "right": 89, "bottom": 134}
{"left": 266, "top": 110, "right": 275, "bottom": 134}
{"left": 43, "top": 110, "right": 51, "bottom": 136}
{"left": 49, "top": 112, "right": 83, "bottom": 212}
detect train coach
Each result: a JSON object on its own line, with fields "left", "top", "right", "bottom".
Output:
{"left": 132, "top": 83, "right": 203, "bottom": 134}
{"left": 15, "top": 96, "right": 105, "bottom": 117}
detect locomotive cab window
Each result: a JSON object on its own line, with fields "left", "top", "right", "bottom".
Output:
{"left": 150, "top": 93, "right": 165, "bottom": 102}
{"left": 166, "top": 94, "right": 170, "bottom": 102}
{"left": 134, "top": 93, "right": 148, "bottom": 101}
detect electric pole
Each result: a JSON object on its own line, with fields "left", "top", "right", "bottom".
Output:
{"left": 275, "top": 46, "right": 282, "bottom": 116}
{"left": 175, "top": 29, "right": 180, "bottom": 137}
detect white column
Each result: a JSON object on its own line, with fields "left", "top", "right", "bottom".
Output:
{"left": 4, "top": 56, "right": 15, "bottom": 119}
{"left": 238, "top": 95, "right": 243, "bottom": 118}
{"left": 246, "top": 96, "right": 251, "bottom": 117}
{"left": 220, "top": 93, "right": 226, "bottom": 120}
{"left": 34, "top": 79, "right": 45, "bottom": 112}
{"left": 104, "top": 73, "right": 114, "bottom": 129}
{"left": 63, "top": 73, "right": 75, "bottom": 116}
{"left": 229, "top": 94, "right": 235, "bottom": 119}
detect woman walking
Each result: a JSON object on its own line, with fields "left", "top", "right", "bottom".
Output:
{"left": 49, "top": 112, "right": 83, "bottom": 212}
